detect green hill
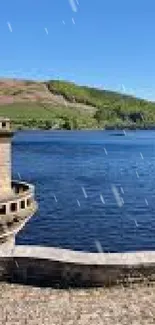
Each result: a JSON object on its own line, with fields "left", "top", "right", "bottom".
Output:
{"left": 47, "top": 80, "right": 155, "bottom": 129}
{"left": 0, "top": 78, "right": 155, "bottom": 129}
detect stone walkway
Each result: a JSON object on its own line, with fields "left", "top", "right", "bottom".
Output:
{"left": 0, "top": 282, "right": 155, "bottom": 325}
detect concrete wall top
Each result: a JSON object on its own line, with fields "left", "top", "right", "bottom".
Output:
{"left": 0, "top": 181, "right": 35, "bottom": 204}
{"left": 2, "top": 245, "right": 155, "bottom": 266}
{"left": 0, "top": 117, "right": 10, "bottom": 122}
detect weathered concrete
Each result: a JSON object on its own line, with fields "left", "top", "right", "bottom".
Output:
{"left": 1, "top": 246, "right": 155, "bottom": 287}
{"left": 0, "top": 137, "right": 12, "bottom": 197}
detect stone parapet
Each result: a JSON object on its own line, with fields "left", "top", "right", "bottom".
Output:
{"left": 0, "top": 181, "right": 37, "bottom": 242}
{"left": 1, "top": 246, "right": 155, "bottom": 287}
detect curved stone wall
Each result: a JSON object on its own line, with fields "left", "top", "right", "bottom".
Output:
{"left": 1, "top": 245, "right": 155, "bottom": 287}
{"left": 0, "top": 181, "right": 37, "bottom": 242}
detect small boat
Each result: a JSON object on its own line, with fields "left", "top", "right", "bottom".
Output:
{"left": 110, "top": 132, "right": 125, "bottom": 136}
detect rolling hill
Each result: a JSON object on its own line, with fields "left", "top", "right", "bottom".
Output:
{"left": 0, "top": 78, "right": 155, "bottom": 129}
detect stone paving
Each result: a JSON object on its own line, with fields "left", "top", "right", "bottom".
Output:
{"left": 1, "top": 282, "right": 155, "bottom": 325}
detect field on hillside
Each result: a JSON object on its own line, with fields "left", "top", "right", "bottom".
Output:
{"left": 0, "top": 103, "right": 53, "bottom": 119}
{"left": 0, "top": 102, "right": 96, "bottom": 130}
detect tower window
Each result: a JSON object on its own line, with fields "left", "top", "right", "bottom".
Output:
{"left": 10, "top": 202, "right": 17, "bottom": 212}
{"left": 27, "top": 198, "right": 32, "bottom": 207}
{"left": 0, "top": 205, "right": 6, "bottom": 215}
{"left": 20, "top": 200, "right": 25, "bottom": 209}
{"left": 2, "top": 122, "right": 6, "bottom": 128}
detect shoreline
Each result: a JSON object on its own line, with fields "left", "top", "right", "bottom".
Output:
{"left": 12, "top": 126, "right": 155, "bottom": 131}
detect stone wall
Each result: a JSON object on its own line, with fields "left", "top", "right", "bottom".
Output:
{"left": 1, "top": 245, "right": 155, "bottom": 287}
{"left": 0, "top": 137, "right": 12, "bottom": 198}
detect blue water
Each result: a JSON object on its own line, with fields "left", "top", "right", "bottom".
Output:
{"left": 13, "top": 130, "right": 155, "bottom": 253}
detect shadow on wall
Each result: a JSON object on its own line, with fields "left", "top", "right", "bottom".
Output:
{"left": 1, "top": 256, "right": 155, "bottom": 288}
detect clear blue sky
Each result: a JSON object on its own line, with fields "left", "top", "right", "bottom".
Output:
{"left": 0, "top": 0, "right": 155, "bottom": 100}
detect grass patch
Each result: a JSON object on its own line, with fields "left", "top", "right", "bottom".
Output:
{"left": 0, "top": 102, "right": 96, "bottom": 130}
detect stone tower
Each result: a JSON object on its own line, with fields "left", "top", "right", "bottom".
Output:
{"left": 0, "top": 117, "right": 37, "bottom": 245}
{"left": 0, "top": 118, "right": 13, "bottom": 198}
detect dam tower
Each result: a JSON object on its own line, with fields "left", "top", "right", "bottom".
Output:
{"left": 0, "top": 118, "right": 13, "bottom": 198}
{"left": 0, "top": 117, "right": 37, "bottom": 245}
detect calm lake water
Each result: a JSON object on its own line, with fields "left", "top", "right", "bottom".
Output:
{"left": 13, "top": 130, "right": 155, "bottom": 253}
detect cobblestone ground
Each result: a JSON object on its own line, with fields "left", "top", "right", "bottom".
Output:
{"left": 1, "top": 282, "right": 155, "bottom": 325}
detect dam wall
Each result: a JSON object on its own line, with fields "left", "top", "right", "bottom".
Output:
{"left": 1, "top": 245, "right": 155, "bottom": 287}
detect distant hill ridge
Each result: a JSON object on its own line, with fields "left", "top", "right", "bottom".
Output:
{"left": 0, "top": 78, "right": 155, "bottom": 129}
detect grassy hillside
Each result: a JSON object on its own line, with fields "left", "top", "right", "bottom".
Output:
{"left": 0, "top": 78, "right": 155, "bottom": 129}
{"left": 0, "top": 102, "right": 96, "bottom": 130}
{"left": 47, "top": 80, "right": 155, "bottom": 129}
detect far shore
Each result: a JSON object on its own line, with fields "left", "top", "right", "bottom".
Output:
{"left": 13, "top": 126, "right": 155, "bottom": 131}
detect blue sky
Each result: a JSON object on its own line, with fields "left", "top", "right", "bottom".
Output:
{"left": 0, "top": 0, "right": 155, "bottom": 100}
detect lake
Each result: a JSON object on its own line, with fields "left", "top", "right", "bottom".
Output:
{"left": 13, "top": 130, "right": 155, "bottom": 253}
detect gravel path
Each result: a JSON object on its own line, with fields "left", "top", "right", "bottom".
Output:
{"left": 1, "top": 282, "right": 155, "bottom": 324}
